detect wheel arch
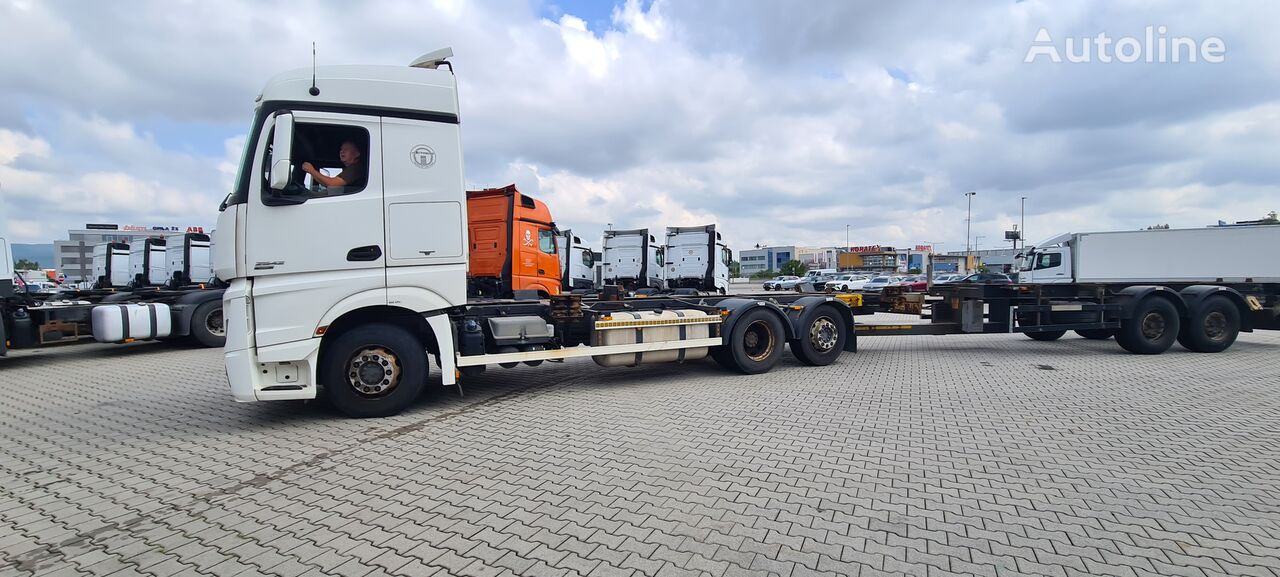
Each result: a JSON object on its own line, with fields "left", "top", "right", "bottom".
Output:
{"left": 1117, "top": 285, "right": 1188, "bottom": 318}
{"left": 718, "top": 298, "right": 794, "bottom": 341}
{"left": 1179, "top": 285, "right": 1252, "bottom": 331}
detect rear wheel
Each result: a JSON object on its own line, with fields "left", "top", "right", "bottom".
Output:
{"left": 723, "top": 308, "right": 786, "bottom": 374}
{"left": 1025, "top": 330, "right": 1066, "bottom": 341}
{"left": 190, "top": 301, "right": 226, "bottom": 348}
{"left": 1116, "top": 297, "right": 1181, "bottom": 355}
{"left": 1177, "top": 296, "right": 1240, "bottom": 353}
{"left": 322, "top": 324, "right": 427, "bottom": 418}
{"left": 1075, "top": 329, "right": 1114, "bottom": 340}
{"left": 790, "top": 305, "right": 846, "bottom": 366}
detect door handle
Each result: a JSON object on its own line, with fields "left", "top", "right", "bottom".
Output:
{"left": 538, "top": 269, "right": 546, "bottom": 274}
{"left": 347, "top": 245, "right": 382, "bottom": 261}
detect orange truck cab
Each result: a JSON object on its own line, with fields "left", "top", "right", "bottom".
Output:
{"left": 466, "top": 184, "right": 562, "bottom": 298}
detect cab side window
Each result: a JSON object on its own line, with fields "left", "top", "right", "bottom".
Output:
{"left": 1035, "top": 253, "right": 1062, "bottom": 270}
{"left": 538, "top": 229, "right": 556, "bottom": 254}
{"left": 262, "top": 121, "right": 371, "bottom": 200}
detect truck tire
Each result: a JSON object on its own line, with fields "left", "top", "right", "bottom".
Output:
{"left": 1075, "top": 329, "right": 1114, "bottom": 340}
{"left": 1116, "top": 297, "right": 1181, "bottom": 355}
{"left": 723, "top": 308, "right": 786, "bottom": 374}
{"left": 322, "top": 324, "right": 427, "bottom": 418}
{"left": 1177, "top": 295, "right": 1240, "bottom": 353}
{"left": 790, "top": 305, "right": 846, "bottom": 366}
{"left": 1025, "top": 330, "right": 1066, "bottom": 341}
{"left": 190, "top": 301, "right": 227, "bottom": 348}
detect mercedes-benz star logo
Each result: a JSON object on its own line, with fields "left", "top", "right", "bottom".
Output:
{"left": 410, "top": 145, "right": 436, "bottom": 169}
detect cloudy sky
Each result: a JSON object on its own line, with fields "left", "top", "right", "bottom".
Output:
{"left": 1, "top": 0, "right": 1277, "bottom": 256}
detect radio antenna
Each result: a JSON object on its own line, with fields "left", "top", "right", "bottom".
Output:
{"left": 309, "top": 42, "right": 320, "bottom": 96}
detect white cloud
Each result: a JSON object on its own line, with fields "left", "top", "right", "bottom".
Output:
{"left": 0, "top": 0, "right": 1277, "bottom": 260}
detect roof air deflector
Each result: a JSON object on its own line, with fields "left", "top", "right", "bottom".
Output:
{"left": 410, "top": 48, "right": 454, "bottom": 69}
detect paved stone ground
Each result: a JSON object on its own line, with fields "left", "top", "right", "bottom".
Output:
{"left": 2, "top": 320, "right": 1278, "bottom": 577}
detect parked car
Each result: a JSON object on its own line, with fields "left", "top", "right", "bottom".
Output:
{"left": 775, "top": 276, "right": 806, "bottom": 290}
{"left": 957, "top": 272, "right": 1013, "bottom": 284}
{"left": 896, "top": 275, "right": 930, "bottom": 292}
{"left": 932, "top": 274, "right": 963, "bottom": 284}
{"left": 762, "top": 275, "right": 798, "bottom": 290}
{"left": 825, "top": 274, "right": 869, "bottom": 292}
{"left": 861, "top": 276, "right": 896, "bottom": 292}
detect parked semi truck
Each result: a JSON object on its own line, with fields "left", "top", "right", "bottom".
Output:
{"left": 465, "top": 184, "right": 562, "bottom": 299}
{"left": 601, "top": 228, "right": 664, "bottom": 291}
{"left": 871, "top": 225, "right": 1280, "bottom": 353}
{"left": 557, "top": 229, "right": 596, "bottom": 292}
{"left": 215, "top": 49, "right": 862, "bottom": 417}
{"left": 165, "top": 232, "right": 215, "bottom": 288}
{"left": 664, "top": 225, "right": 731, "bottom": 294}
{"left": 1, "top": 230, "right": 228, "bottom": 356}
{"left": 214, "top": 50, "right": 1280, "bottom": 418}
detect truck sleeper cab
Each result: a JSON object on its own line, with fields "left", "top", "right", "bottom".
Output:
{"left": 664, "top": 224, "right": 731, "bottom": 295}
{"left": 466, "top": 184, "right": 561, "bottom": 298}
{"left": 215, "top": 49, "right": 861, "bottom": 417}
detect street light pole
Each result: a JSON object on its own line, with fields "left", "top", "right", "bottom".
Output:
{"left": 964, "top": 191, "right": 977, "bottom": 270}
{"left": 845, "top": 224, "right": 850, "bottom": 252}
{"left": 1020, "top": 196, "right": 1026, "bottom": 252}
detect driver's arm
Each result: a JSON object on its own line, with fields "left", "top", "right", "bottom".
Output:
{"left": 301, "top": 162, "right": 351, "bottom": 188}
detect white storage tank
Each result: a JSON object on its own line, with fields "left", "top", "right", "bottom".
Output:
{"left": 592, "top": 309, "right": 713, "bottom": 367}
{"left": 91, "top": 303, "right": 173, "bottom": 343}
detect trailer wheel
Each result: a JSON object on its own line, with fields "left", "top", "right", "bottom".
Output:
{"left": 1116, "top": 297, "right": 1181, "bottom": 355}
{"left": 1025, "top": 330, "right": 1066, "bottom": 341}
{"left": 790, "top": 305, "right": 846, "bottom": 366}
{"left": 1075, "top": 329, "right": 1114, "bottom": 340}
{"left": 322, "top": 324, "right": 427, "bottom": 418}
{"left": 724, "top": 308, "right": 786, "bottom": 374}
{"left": 1177, "top": 296, "right": 1240, "bottom": 353}
{"left": 190, "top": 301, "right": 226, "bottom": 348}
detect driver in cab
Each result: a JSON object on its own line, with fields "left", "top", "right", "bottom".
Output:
{"left": 301, "top": 140, "right": 365, "bottom": 193}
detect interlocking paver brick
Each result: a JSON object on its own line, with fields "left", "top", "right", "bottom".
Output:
{"left": 1, "top": 325, "right": 1278, "bottom": 577}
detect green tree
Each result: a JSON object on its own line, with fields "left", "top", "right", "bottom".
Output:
{"left": 729, "top": 260, "right": 741, "bottom": 277}
{"left": 14, "top": 259, "right": 40, "bottom": 270}
{"left": 780, "top": 260, "right": 808, "bottom": 276}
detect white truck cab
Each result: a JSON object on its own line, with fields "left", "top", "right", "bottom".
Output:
{"left": 215, "top": 49, "right": 468, "bottom": 403}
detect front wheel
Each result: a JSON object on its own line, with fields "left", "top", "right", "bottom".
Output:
{"left": 322, "top": 324, "right": 427, "bottom": 418}
{"left": 1075, "top": 329, "right": 1114, "bottom": 340}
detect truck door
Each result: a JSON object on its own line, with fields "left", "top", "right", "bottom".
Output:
{"left": 1031, "top": 250, "right": 1070, "bottom": 284}
{"left": 244, "top": 111, "right": 386, "bottom": 348}
{"left": 512, "top": 222, "right": 560, "bottom": 295}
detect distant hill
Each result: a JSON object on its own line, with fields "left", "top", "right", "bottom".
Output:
{"left": 11, "top": 244, "right": 54, "bottom": 268}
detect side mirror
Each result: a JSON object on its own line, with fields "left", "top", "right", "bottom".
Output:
{"left": 268, "top": 112, "right": 294, "bottom": 191}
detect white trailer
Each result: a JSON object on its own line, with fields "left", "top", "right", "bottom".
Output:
{"left": 601, "top": 228, "right": 664, "bottom": 291}
{"left": 1021, "top": 226, "right": 1280, "bottom": 284}
{"left": 664, "top": 224, "right": 731, "bottom": 294}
